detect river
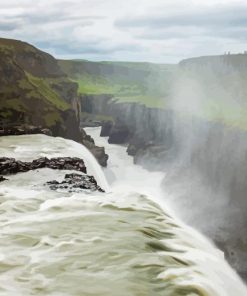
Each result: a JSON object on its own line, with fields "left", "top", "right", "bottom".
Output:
{"left": 0, "top": 130, "right": 245, "bottom": 295}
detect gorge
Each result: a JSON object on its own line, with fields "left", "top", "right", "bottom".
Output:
{"left": 64, "top": 56, "right": 247, "bottom": 281}
{"left": 1, "top": 37, "right": 247, "bottom": 294}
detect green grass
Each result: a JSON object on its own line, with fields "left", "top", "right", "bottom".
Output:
{"left": 60, "top": 59, "right": 247, "bottom": 128}
{"left": 73, "top": 75, "right": 165, "bottom": 108}
{"left": 71, "top": 74, "right": 166, "bottom": 108}
{"left": 59, "top": 59, "right": 175, "bottom": 109}
{"left": 26, "top": 72, "right": 70, "bottom": 111}
{"left": 44, "top": 112, "right": 62, "bottom": 126}
{"left": 73, "top": 73, "right": 144, "bottom": 95}
{"left": 115, "top": 95, "right": 165, "bottom": 108}
{"left": 0, "top": 44, "right": 14, "bottom": 55}
{"left": 72, "top": 75, "right": 120, "bottom": 95}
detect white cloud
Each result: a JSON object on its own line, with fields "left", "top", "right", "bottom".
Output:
{"left": 0, "top": 0, "right": 247, "bottom": 62}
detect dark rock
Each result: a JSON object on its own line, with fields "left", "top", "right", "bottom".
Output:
{"left": 0, "top": 175, "right": 8, "bottom": 182}
{"left": 0, "top": 125, "right": 52, "bottom": 137}
{"left": 82, "top": 140, "right": 108, "bottom": 167}
{"left": 46, "top": 173, "right": 104, "bottom": 192}
{"left": 84, "top": 134, "right": 95, "bottom": 144}
{"left": 108, "top": 124, "right": 130, "bottom": 144}
{"left": 81, "top": 128, "right": 95, "bottom": 144}
{"left": 100, "top": 121, "right": 113, "bottom": 137}
{"left": 0, "top": 157, "right": 87, "bottom": 175}
{"left": 90, "top": 146, "right": 108, "bottom": 167}
{"left": 47, "top": 180, "right": 60, "bottom": 185}
{"left": 127, "top": 136, "right": 147, "bottom": 156}
{"left": 57, "top": 109, "right": 82, "bottom": 142}
{"left": 80, "top": 128, "right": 108, "bottom": 167}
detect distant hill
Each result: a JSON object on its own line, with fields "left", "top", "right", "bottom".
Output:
{"left": 58, "top": 59, "right": 177, "bottom": 108}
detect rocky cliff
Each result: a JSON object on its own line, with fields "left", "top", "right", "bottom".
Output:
{"left": 78, "top": 94, "right": 174, "bottom": 167}
{"left": 0, "top": 38, "right": 108, "bottom": 166}
{"left": 0, "top": 38, "right": 79, "bottom": 137}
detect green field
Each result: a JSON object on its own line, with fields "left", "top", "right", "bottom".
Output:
{"left": 72, "top": 75, "right": 166, "bottom": 108}
{"left": 59, "top": 60, "right": 176, "bottom": 108}
{"left": 59, "top": 57, "right": 247, "bottom": 130}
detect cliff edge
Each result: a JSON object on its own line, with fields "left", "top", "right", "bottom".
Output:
{"left": 0, "top": 38, "right": 108, "bottom": 166}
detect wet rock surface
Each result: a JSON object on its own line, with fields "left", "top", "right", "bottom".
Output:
{"left": 0, "top": 157, "right": 104, "bottom": 193}
{"left": 0, "top": 175, "right": 8, "bottom": 182}
{"left": 0, "top": 157, "right": 87, "bottom": 175}
{"left": 46, "top": 173, "right": 104, "bottom": 193}
{"left": 80, "top": 128, "right": 109, "bottom": 167}
{"left": 0, "top": 125, "right": 52, "bottom": 137}
{"left": 0, "top": 124, "right": 109, "bottom": 168}
{"left": 108, "top": 124, "right": 130, "bottom": 144}
{"left": 100, "top": 121, "right": 113, "bottom": 137}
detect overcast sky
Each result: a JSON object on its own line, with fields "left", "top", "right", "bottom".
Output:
{"left": 1, "top": 0, "right": 247, "bottom": 63}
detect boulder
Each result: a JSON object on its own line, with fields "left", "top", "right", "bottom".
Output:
{"left": 46, "top": 173, "right": 104, "bottom": 193}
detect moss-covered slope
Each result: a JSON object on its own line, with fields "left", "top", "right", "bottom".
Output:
{"left": 0, "top": 38, "right": 80, "bottom": 139}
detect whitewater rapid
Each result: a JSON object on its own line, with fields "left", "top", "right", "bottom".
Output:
{"left": 0, "top": 131, "right": 246, "bottom": 295}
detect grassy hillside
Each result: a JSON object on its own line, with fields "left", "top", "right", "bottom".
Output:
{"left": 58, "top": 59, "right": 177, "bottom": 108}
{"left": 0, "top": 38, "right": 78, "bottom": 131}
{"left": 59, "top": 55, "right": 247, "bottom": 129}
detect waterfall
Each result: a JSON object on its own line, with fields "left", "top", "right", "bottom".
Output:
{"left": 0, "top": 131, "right": 246, "bottom": 295}
{"left": 0, "top": 134, "right": 109, "bottom": 191}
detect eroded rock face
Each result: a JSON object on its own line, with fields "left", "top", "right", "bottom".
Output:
{"left": 0, "top": 157, "right": 87, "bottom": 175}
{"left": 80, "top": 129, "right": 108, "bottom": 167}
{"left": 82, "top": 141, "right": 108, "bottom": 167}
{"left": 108, "top": 124, "right": 130, "bottom": 144}
{"left": 100, "top": 121, "right": 113, "bottom": 137}
{"left": 46, "top": 173, "right": 104, "bottom": 193}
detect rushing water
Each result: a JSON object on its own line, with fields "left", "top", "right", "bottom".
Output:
{"left": 0, "top": 132, "right": 246, "bottom": 295}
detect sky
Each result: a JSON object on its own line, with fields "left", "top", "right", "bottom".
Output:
{"left": 1, "top": 0, "right": 247, "bottom": 63}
